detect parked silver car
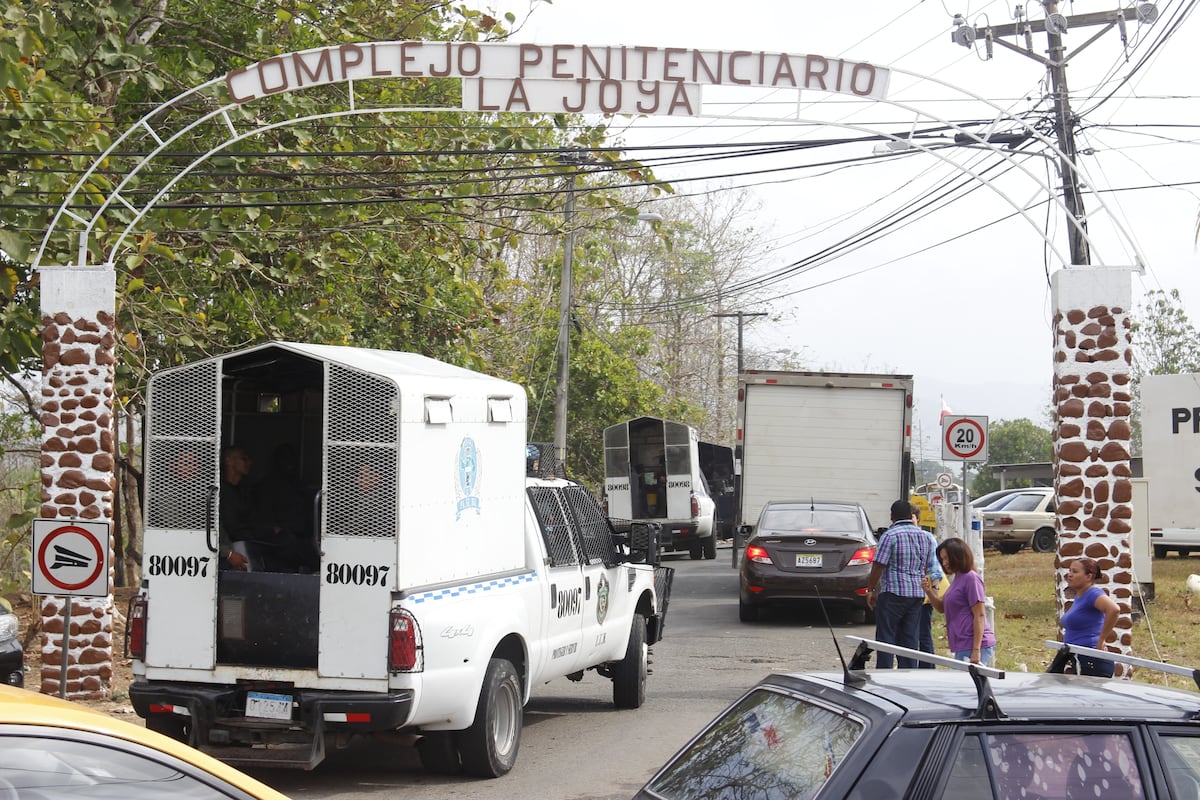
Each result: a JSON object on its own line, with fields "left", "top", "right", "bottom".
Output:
{"left": 981, "top": 488, "right": 1056, "bottom": 554}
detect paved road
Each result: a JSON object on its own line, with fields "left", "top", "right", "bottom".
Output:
{"left": 250, "top": 546, "right": 872, "bottom": 799}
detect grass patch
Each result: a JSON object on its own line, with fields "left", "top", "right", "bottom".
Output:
{"left": 952, "top": 550, "right": 1200, "bottom": 692}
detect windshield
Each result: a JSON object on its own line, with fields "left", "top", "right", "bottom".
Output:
{"left": 758, "top": 508, "right": 865, "bottom": 535}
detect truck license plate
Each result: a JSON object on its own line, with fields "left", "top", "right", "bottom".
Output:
{"left": 246, "top": 691, "right": 293, "bottom": 720}
{"left": 795, "top": 554, "right": 822, "bottom": 568}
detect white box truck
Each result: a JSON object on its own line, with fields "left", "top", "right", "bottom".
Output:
{"left": 126, "top": 342, "right": 671, "bottom": 776}
{"left": 734, "top": 371, "right": 915, "bottom": 538}
{"left": 1142, "top": 373, "right": 1200, "bottom": 558}
{"left": 602, "top": 417, "right": 723, "bottom": 560}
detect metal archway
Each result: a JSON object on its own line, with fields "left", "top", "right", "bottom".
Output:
{"left": 33, "top": 41, "right": 1145, "bottom": 271}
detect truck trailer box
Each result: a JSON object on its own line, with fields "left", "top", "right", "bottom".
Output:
{"left": 735, "top": 370, "right": 914, "bottom": 533}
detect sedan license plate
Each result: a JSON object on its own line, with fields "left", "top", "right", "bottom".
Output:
{"left": 246, "top": 691, "right": 293, "bottom": 720}
{"left": 795, "top": 554, "right": 822, "bottom": 568}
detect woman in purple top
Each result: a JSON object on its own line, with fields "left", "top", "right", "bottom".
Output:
{"left": 1060, "top": 557, "right": 1120, "bottom": 677}
{"left": 922, "top": 537, "right": 996, "bottom": 666}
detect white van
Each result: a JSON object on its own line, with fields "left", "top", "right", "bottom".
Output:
{"left": 602, "top": 417, "right": 717, "bottom": 559}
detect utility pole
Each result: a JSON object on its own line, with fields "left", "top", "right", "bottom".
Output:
{"left": 553, "top": 171, "right": 579, "bottom": 470}
{"left": 952, "top": 1, "right": 1158, "bottom": 266}
{"left": 713, "top": 311, "right": 767, "bottom": 374}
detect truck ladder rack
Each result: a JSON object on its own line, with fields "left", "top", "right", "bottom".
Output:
{"left": 845, "top": 635, "right": 1007, "bottom": 720}
{"left": 1043, "top": 640, "right": 1200, "bottom": 692}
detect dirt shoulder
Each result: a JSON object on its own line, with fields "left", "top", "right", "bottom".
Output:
{"left": 7, "top": 585, "right": 139, "bottom": 720}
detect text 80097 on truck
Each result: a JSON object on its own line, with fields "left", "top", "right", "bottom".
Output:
{"left": 126, "top": 342, "right": 672, "bottom": 777}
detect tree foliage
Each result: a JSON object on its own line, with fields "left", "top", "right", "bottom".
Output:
{"left": 1132, "top": 288, "right": 1200, "bottom": 378}
{"left": 1129, "top": 288, "right": 1200, "bottom": 452}
{"left": 969, "top": 418, "right": 1053, "bottom": 496}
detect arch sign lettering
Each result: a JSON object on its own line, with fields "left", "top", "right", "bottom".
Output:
{"left": 224, "top": 41, "right": 891, "bottom": 116}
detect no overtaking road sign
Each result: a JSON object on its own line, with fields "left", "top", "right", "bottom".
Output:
{"left": 942, "top": 415, "right": 989, "bottom": 463}
{"left": 32, "top": 519, "right": 110, "bottom": 597}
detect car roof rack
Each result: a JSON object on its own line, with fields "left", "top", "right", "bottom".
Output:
{"left": 845, "top": 635, "right": 1007, "bottom": 720}
{"left": 1043, "top": 641, "right": 1200, "bottom": 694}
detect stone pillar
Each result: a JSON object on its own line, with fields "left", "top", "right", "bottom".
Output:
{"left": 1051, "top": 267, "right": 1135, "bottom": 675}
{"left": 38, "top": 267, "right": 117, "bottom": 699}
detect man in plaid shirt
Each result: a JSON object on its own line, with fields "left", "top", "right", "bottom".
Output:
{"left": 866, "top": 499, "right": 936, "bottom": 668}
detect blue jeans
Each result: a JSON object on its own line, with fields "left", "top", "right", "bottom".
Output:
{"left": 918, "top": 603, "right": 936, "bottom": 669}
{"left": 954, "top": 646, "right": 996, "bottom": 667}
{"left": 874, "top": 593, "right": 924, "bottom": 668}
{"left": 1077, "top": 654, "right": 1114, "bottom": 678}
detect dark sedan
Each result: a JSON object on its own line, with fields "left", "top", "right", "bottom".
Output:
{"left": 636, "top": 639, "right": 1200, "bottom": 800}
{"left": 738, "top": 501, "right": 876, "bottom": 623}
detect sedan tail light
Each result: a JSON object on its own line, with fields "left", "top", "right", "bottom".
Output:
{"left": 998, "top": 516, "right": 1014, "bottom": 525}
{"left": 745, "top": 544, "right": 772, "bottom": 564}
{"left": 848, "top": 546, "right": 875, "bottom": 566}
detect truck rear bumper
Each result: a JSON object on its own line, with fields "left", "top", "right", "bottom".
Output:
{"left": 664, "top": 523, "right": 701, "bottom": 545}
{"left": 129, "top": 679, "right": 414, "bottom": 769}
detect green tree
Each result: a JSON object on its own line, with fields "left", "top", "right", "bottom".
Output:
{"left": 1132, "top": 289, "right": 1200, "bottom": 377}
{"left": 2, "top": 0, "right": 663, "bottom": 576}
{"left": 970, "top": 418, "right": 1053, "bottom": 496}
{"left": 1130, "top": 288, "right": 1200, "bottom": 452}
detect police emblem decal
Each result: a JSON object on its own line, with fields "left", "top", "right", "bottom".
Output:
{"left": 455, "top": 437, "right": 481, "bottom": 519}
{"left": 596, "top": 573, "right": 610, "bottom": 624}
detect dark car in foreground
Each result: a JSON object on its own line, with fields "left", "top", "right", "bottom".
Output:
{"left": 0, "top": 597, "right": 23, "bottom": 688}
{"left": 636, "top": 639, "right": 1200, "bottom": 800}
{"left": 738, "top": 501, "right": 876, "bottom": 624}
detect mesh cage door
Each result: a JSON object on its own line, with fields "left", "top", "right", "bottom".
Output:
{"left": 145, "top": 360, "right": 221, "bottom": 532}
{"left": 318, "top": 363, "right": 400, "bottom": 682}
{"left": 323, "top": 364, "right": 400, "bottom": 539}
{"left": 142, "top": 358, "right": 222, "bottom": 671}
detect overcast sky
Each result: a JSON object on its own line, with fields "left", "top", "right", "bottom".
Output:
{"left": 489, "top": 0, "right": 1200, "bottom": 459}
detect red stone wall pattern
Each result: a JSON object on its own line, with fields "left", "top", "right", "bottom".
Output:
{"left": 39, "top": 310, "right": 116, "bottom": 699}
{"left": 1052, "top": 303, "right": 1134, "bottom": 675}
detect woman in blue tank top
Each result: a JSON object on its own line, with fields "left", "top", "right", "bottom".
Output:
{"left": 1060, "top": 557, "right": 1120, "bottom": 677}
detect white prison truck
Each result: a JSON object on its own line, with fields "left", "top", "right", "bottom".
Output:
{"left": 127, "top": 342, "right": 671, "bottom": 776}
{"left": 734, "top": 370, "right": 915, "bottom": 537}
{"left": 1142, "top": 373, "right": 1200, "bottom": 558}
{"left": 602, "top": 417, "right": 719, "bottom": 560}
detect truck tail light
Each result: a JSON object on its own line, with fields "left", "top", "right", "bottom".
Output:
{"left": 691, "top": 495, "right": 700, "bottom": 518}
{"left": 602, "top": 496, "right": 609, "bottom": 515}
{"left": 389, "top": 608, "right": 423, "bottom": 672}
{"left": 127, "top": 596, "right": 148, "bottom": 660}
{"left": 848, "top": 546, "right": 875, "bottom": 566}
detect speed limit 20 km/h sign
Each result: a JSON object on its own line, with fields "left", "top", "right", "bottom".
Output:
{"left": 942, "top": 415, "right": 989, "bottom": 463}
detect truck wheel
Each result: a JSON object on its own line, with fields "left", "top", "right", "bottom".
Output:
{"left": 738, "top": 597, "right": 759, "bottom": 622}
{"left": 613, "top": 614, "right": 647, "bottom": 709}
{"left": 459, "top": 658, "right": 522, "bottom": 777}
{"left": 1031, "top": 528, "right": 1057, "bottom": 553}
{"left": 689, "top": 543, "right": 703, "bottom": 560}
{"left": 1154, "top": 545, "right": 1167, "bottom": 559}
{"left": 702, "top": 535, "right": 717, "bottom": 560}
{"left": 417, "top": 731, "right": 461, "bottom": 775}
